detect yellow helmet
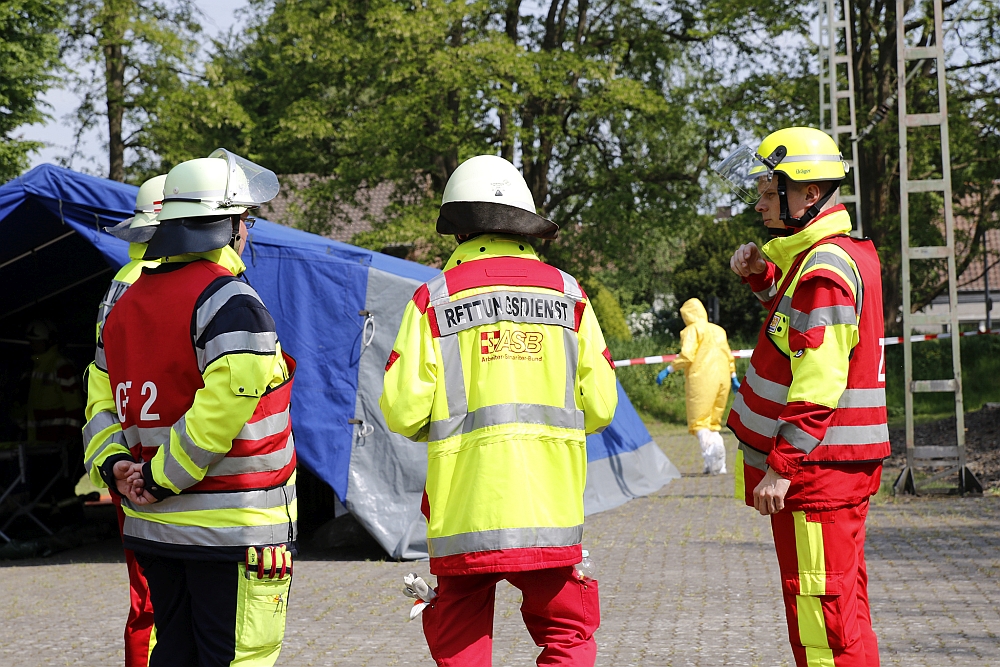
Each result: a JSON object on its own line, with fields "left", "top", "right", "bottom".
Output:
{"left": 748, "top": 127, "right": 848, "bottom": 182}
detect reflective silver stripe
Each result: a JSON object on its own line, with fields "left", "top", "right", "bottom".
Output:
{"left": 754, "top": 284, "right": 777, "bottom": 302}
{"left": 123, "top": 517, "right": 296, "bottom": 547}
{"left": 789, "top": 305, "right": 858, "bottom": 333}
{"left": 174, "top": 415, "right": 223, "bottom": 469}
{"left": 776, "top": 420, "right": 822, "bottom": 454}
{"left": 776, "top": 295, "right": 792, "bottom": 318}
{"left": 94, "top": 345, "right": 107, "bottom": 371}
{"left": 744, "top": 363, "right": 788, "bottom": 405}
{"left": 123, "top": 424, "right": 171, "bottom": 449}
{"left": 777, "top": 154, "right": 845, "bottom": 164}
{"left": 820, "top": 423, "right": 890, "bottom": 446}
{"left": 206, "top": 433, "right": 295, "bottom": 477}
{"left": 163, "top": 187, "right": 226, "bottom": 200}
{"left": 427, "top": 525, "right": 583, "bottom": 558}
{"left": 84, "top": 429, "right": 128, "bottom": 472}
{"left": 432, "top": 290, "right": 577, "bottom": 336}
{"left": 428, "top": 404, "right": 585, "bottom": 441}
{"left": 563, "top": 327, "right": 578, "bottom": 409}
{"left": 729, "top": 393, "right": 779, "bottom": 438}
{"left": 738, "top": 442, "right": 768, "bottom": 471}
{"left": 438, "top": 336, "right": 468, "bottom": 417}
{"left": 124, "top": 484, "right": 296, "bottom": 515}
{"left": 237, "top": 407, "right": 290, "bottom": 440}
{"left": 557, "top": 269, "right": 583, "bottom": 300}
{"left": 83, "top": 410, "right": 119, "bottom": 446}
{"left": 802, "top": 251, "right": 860, "bottom": 296}
{"left": 199, "top": 330, "right": 278, "bottom": 371}
{"left": 427, "top": 273, "right": 450, "bottom": 304}
{"left": 837, "top": 387, "right": 886, "bottom": 409}
{"left": 160, "top": 430, "right": 201, "bottom": 491}
{"left": 193, "top": 281, "right": 265, "bottom": 341}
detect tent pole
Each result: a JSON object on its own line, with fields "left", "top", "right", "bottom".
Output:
{"left": 0, "top": 266, "right": 112, "bottom": 320}
{"left": 0, "top": 230, "right": 76, "bottom": 271}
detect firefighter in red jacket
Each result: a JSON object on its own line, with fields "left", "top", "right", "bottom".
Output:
{"left": 87, "top": 150, "right": 296, "bottom": 667}
{"left": 718, "top": 127, "right": 888, "bottom": 667}
{"left": 381, "top": 155, "right": 619, "bottom": 667}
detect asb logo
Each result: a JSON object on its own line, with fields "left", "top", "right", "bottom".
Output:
{"left": 480, "top": 329, "right": 544, "bottom": 355}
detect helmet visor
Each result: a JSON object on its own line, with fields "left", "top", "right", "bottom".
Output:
{"left": 713, "top": 144, "right": 769, "bottom": 205}
{"left": 208, "top": 148, "right": 280, "bottom": 208}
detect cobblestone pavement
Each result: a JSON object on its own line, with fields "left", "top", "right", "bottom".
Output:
{"left": 1, "top": 424, "right": 998, "bottom": 666}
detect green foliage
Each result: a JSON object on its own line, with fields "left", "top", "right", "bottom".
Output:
{"left": 582, "top": 280, "right": 631, "bottom": 342}
{"left": 62, "top": 0, "right": 200, "bottom": 181}
{"left": 151, "top": 0, "right": 810, "bottom": 306}
{"left": 669, "top": 211, "right": 768, "bottom": 341}
{"left": 885, "top": 335, "right": 1000, "bottom": 420}
{"left": 0, "top": 0, "right": 63, "bottom": 181}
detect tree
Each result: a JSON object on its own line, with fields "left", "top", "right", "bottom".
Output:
{"left": 62, "top": 0, "right": 200, "bottom": 182}
{"left": 0, "top": 0, "right": 63, "bottom": 181}
{"left": 154, "top": 0, "right": 806, "bottom": 292}
{"left": 846, "top": 0, "right": 1000, "bottom": 331}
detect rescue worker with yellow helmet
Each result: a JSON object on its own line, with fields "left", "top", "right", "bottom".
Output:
{"left": 656, "top": 297, "right": 736, "bottom": 474}
{"left": 82, "top": 173, "right": 166, "bottom": 667}
{"left": 718, "top": 127, "right": 888, "bottom": 667}
{"left": 84, "top": 150, "right": 297, "bottom": 667}
{"left": 381, "top": 155, "right": 618, "bottom": 666}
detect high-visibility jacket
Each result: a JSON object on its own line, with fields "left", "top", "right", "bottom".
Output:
{"left": 727, "top": 206, "right": 888, "bottom": 509}
{"left": 380, "top": 234, "right": 618, "bottom": 576}
{"left": 87, "top": 245, "right": 296, "bottom": 560}
{"left": 26, "top": 345, "right": 83, "bottom": 442}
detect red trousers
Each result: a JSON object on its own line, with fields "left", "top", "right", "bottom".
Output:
{"left": 770, "top": 501, "right": 879, "bottom": 667}
{"left": 421, "top": 566, "right": 600, "bottom": 667}
{"left": 114, "top": 497, "right": 155, "bottom": 667}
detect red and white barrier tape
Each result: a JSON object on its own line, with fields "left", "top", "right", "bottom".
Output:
{"left": 612, "top": 328, "right": 1000, "bottom": 368}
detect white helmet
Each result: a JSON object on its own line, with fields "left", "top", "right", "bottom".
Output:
{"left": 437, "top": 155, "right": 558, "bottom": 239}
{"left": 25, "top": 319, "right": 56, "bottom": 343}
{"left": 106, "top": 174, "right": 167, "bottom": 243}
{"left": 146, "top": 149, "right": 279, "bottom": 258}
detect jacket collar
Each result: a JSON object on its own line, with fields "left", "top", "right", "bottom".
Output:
{"left": 160, "top": 244, "right": 246, "bottom": 277}
{"left": 444, "top": 234, "right": 538, "bottom": 271}
{"left": 761, "top": 205, "right": 851, "bottom": 273}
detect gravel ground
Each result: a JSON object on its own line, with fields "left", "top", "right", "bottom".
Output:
{"left": 888, "top": 404, "right": 1000, "bottom": 492}
{"left": 1, "top": 423, "right": 998, "bottom": 666}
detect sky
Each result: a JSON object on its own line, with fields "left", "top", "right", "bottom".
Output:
{"left": 22, "top": 0, "right": 247, "bottom": 174}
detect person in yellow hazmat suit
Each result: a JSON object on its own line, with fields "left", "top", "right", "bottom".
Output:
{"left": 656, "top": 298, "right": 738, "bottom": 474}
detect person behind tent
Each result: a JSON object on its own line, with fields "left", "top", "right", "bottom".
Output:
{"left": 23, "top": 319, "right": 83, "bottom": 444}
{"left": 87, "top": 150, "right": 297, "bottom": 667}
{"left": 80, "top": 173, "right": 165, "bottom": 667}
{"left": 719, "top": 127, "right": 888, "bottom": 667}
{"left": 655, "top": 297, "right": 738, "bottom": 475}
{"left": 381, "top": 155, "right": 619, "bottom": 667}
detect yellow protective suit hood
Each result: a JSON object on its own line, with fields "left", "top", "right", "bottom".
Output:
{"left": 673, "top": 298, "right": 736, "bottom": 434}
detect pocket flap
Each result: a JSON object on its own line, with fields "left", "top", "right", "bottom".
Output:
{"left": 782, "top": 570, "right": 843, "bottom": 597}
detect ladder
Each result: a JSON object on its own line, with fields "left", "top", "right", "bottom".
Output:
{"left": 817, "top": 0, "right": 864, "bottom": 238}
{"left": 893, "top": 0, "right": 982, "bottom": 494}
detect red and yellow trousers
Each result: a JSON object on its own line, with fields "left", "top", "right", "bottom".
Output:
{"left": 770, "top": 501, "right": 879, "bottom": 667}
{"left": 114, "top": 497, "right": 156, "bottom": 667}
{"left": 421, "top": 566, "right": 600, "bottom": 667}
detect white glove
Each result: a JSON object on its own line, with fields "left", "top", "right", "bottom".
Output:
{"left": 403, "top": 573, "right": 437, "bottom": 620}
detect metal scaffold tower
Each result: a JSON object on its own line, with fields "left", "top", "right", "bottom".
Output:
{"left": 817, "top": 0, "right": 864, "bottom": 237}
{"left": 893, "top": 0, "right": 982, "bottom": 494}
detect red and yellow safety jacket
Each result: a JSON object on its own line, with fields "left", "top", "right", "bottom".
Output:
{"left": 85, "top": 245, "right": 296, "bottom": 560}
{"left": 380, "top": 235, "right": 618, "bottom": 576}
{"left": 727, "top": 206, "right": 889, "bottom": 510}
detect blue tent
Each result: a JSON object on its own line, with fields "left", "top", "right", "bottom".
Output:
{"left": 0, "top": 164, "right": 678, "bottom": 558}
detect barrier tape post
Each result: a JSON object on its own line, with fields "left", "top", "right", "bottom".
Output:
{"left": 612, "top": 328, "right": 1000, "bottom": 368}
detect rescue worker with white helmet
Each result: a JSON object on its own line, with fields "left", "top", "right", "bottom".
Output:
{"left": 82, "top": 173, "right": 166, "bottom": 667}
{"left": 86, "top": 150, "right": 297, "bottom": 667}
{"left": 381, "top": 155, "right": 619, "bottom": 667}
{"left": 718, "top": 127, "right": 888, "bottom": 667}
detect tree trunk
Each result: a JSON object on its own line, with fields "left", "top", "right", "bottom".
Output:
{"left": 103, "top": 33, "right": 125, "bottom": 181}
